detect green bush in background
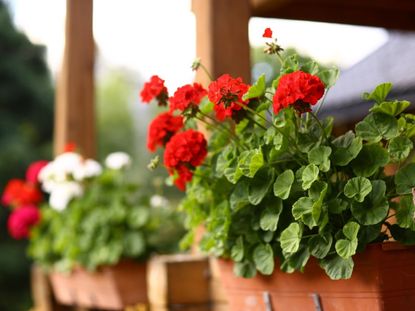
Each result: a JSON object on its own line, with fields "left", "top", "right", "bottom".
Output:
{"left": 0, "top": 1, "right": 54, "bottom": 310}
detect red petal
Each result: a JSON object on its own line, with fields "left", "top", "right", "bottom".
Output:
{"left": 263, "top": 27, "right": 273, "bottom": 38}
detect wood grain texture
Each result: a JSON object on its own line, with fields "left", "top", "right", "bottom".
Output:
{"left": 54, "top": 0, "right": 95, "bottom": 157}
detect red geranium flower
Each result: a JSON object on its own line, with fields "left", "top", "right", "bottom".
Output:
{"left": 164, "top": 129, "right": 207, "bottom": 170}
{"left": 170, "top": 166, "right": 193, "bottom": 191}
{"left": 273, "top": 71, "right": 325, "bottom": 115}
{"left": 208, "top": 74, "right": 250, "bottom": 121}
{"left": 26, "top": 160, "right": 49, "bottom": 184}
{"left": 147, "top": 112, "right": 184, "bottom": 152}
{"left": 63, "top": 142, "right": 77, "bottom": 153}
{"left": 8, "top": 205, "right": 41, "bottom": 239}
{"left": 1, "top": 179, "right": 42, "bottom": 208}
{"left": 170, "top": 83, "right": 207, "bottom": 112}
{"left": 263, "top": 27, "right": 273, "bottom": 38}
{"left": 140, "top": 75, "right": 168, "bottom": 105}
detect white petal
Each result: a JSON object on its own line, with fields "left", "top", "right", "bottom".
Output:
{"left": 105, "top": 152, "right": 131, "bottom": 170}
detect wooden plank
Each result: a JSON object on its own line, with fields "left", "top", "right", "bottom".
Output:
{"left": 148, "top": 254, "right": 211, "bottom": 308}
{"left": 251, "top": 0, "right": 415, "bottom": 31}
{"left": 192, "top": 0, "right": 251, "bottom": 86}
{"left": 54, "top": 0, "right": 95, "bottom": 157}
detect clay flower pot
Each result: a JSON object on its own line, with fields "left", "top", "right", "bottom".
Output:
{"left": 217, "top": 243, "right": 415, "bottom": 311}
{"left": 49, "top": 260, "right": 148, "bottom": 309}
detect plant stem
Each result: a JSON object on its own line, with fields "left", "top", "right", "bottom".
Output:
{"left": 315, "top": 89, "right": 329, "bottom": 116}
{"left": 246, "top": 115, "right": 267, "bottom": 131}
{"left": 199, "top": 63, "right": 214, "bottom": 82}
{"left": 308, "top": 112, "right": 331, "bottom": 145}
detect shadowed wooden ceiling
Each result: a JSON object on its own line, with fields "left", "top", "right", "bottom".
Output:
{"left": 251, "top": 0, "right": 415, "bottom": 30}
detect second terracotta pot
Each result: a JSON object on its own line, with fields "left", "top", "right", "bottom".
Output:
{"left": 49, "top": 260, "right": 148, "bottom": 310}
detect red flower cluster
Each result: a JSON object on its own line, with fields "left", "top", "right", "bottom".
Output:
{"left": 273, "top": 71, "right": 325, "bottom": 115}
{"left": 26, "top": 160, "right": 48, "bottom": 184}
{"left": 140, "top": 75, "right": 168, "bottom": 105}
{"left": 170, "top": 83, "right": 207, "bottom": 112}
{"left": 208, "top": 74, "right": 250, "bottom": 121}
{"left": 7, "top": 205, "right": 41, "bottom": 239}
{"left": 164, "top": 130, "right": 207, "bottom": 190}
{"left": 263, "top": 27, "right": 273, "bottom": 38}
{"left": 147, "top": 112, "right": 184, "bottom": 152}
{"left": 2, "top": 179, "right": 42, "bottom": 208}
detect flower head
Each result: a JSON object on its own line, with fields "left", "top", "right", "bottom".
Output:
{"left": 26, "top": 160, "right": 49, "bottom": 184}
{"left": 105, "top": 152, "right": 131, "bottom": 170}
{"left": 171, "top": 166, "right": 193, "bottom": 191}
{"left": 2, "top": 179, "right": 42, "bottom": 208}
{"left": 263, "top": 27, "right": 273, "bottom": 38}
{"left": 147, "top": 112, "right": 183, "bottom": 152}
{"left": 49, "top": 181, "right": 83, "bottom": 211}
{"left": 169, "top": 83, "right": 207, "bottom": 112}
{"left": 164, "top": 129, "right": 207, "bottom": 169}
{"left": 140, "top": 75, "right": 168, "bottom": 106}
{"left": 273, "top": 71, "right": 325, "bottom": 115}
{"left": 8, "top": 205, "right": 41, "bottom": 239}
{"left": 73, "top": 159, "right": 102, "bottom": 181}
{"left": 208, "top": 74, "right": 250, "bottom": 121}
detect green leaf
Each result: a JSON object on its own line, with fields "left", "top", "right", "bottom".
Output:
{"left": 302, "top": 164, "right": 319, "bottom": 190}
{"left": 280, "top": 222, "right": 302, "bottom": 254}
{"left": 123, "top": 232, "right": 145, "bottom": 257}
{"left": 335, "top": 239, "right": 358, "bottom": 259}
{"left": 351, "top": 144, "right": 389, "bottom": 177}
{"left": 231, "top": 236, "right": 244, "bottom": 262}
{"left": 388, "top": 136, "right": 413, "bottom": 162}
{"left": 396, "top": 196, "right": 415, "bottom": 230}
{"left": 273, "top": 169, "right": 294, "bottom": 200}
{"left": 344, "top": 177, "right": 372, "bottom": 202}
{"left": 342, "top": 221, "right": 360, "bottom": 240}
{"left": 351, "top": 180, "right": 389, "bottom": 225}
{"left": 395, "top": 163, "right": 415, "bottom": 194}
{"left": 317, "top": 67, "right": 339, "bottom": 88}
{"left": 320, "top": 255, "right": 354, "bottom": 280}
{"left": 332, "top": 132, "right": 363, "bottom": 166}
{"left": 230, "top": 179, "right": 250, "bottom": 210}
{"left": 389, "top": 224, "right": 415, "bottom": 245}
{"left": 363, "top": 83, "right": 393, "bottom": 103}
{"left": 243, "top": 74, "right": 266, "bottom": 100}
{"left": 370, "top": 100, "right": 410, "bottom": 116}
{"left": 308, "top": 146, "right": 332, "bottom": 172}
{"left": 199, "top": 98, "right": 214, "bottom": 114}
{"left": 128, "top": 207, "right": 150, "bottom": 229}
{"left": 237, "top": 149, "right": 264, "bottom": 178}
{"left": 260, "top": 199, "right": 283, "bottom": 231}
{"left": 281, "top": 55, "right": 300, "bottom": 73}
{"left": 308, "top": 232, "right": 333, "bottom": 259}
{"left": 356, "top": 112, "right": 398, "bottom": 142}
{"left": 224, "top": 165, "right": 243, "bottom": 184}
{"left": 253, "top": 244, "right": 274, "bottom": 275}
{"left": 327, "top": 198, "right": 349, "bottom": 214}
{"left": 233, "top": 260, "right": 257, "bottom": 278}
{"left": 248, "top": 169, "right": 274, "bottom": 205}
{"left": 301, "top": 61, "right": 320, "bottom": 75}
{"left": 281, "top": 245, "right": 310, "bottom": 272}
{"left": 292, "top": 197, "right": 314, "bottom": 221}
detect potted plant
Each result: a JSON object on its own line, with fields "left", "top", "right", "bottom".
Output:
{"left": 2, "top": 148, "right": 185, "bottom": 310}
{"left": 142, "top": 27, "right": 415, "bottom": 310}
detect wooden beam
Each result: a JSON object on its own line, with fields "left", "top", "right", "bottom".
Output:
{"left": 54, "top": 0, "right": 95, "bottom": 157}
{"left": 251, "top": 0, "right": 415, "bottom": 31}
{"left": 192, "top": 0, "right": 251, "bottom": 86}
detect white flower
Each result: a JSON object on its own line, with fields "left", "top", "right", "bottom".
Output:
{"left": 53, "top": 152, "right": 83, "bottom": 176}
{"left": 49, "top": 181, "right": 83, "bottom": 211}
{"left": 150, "top": 195, "right": 169, "bottom": 208}
{"left": 105, "top": 152, "right": 131, "bottom": 170}
{"left": 73, "top": 159, "right": 102, "bottom": 181}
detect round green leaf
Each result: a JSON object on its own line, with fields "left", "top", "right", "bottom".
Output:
{"left": 320, "top": 255, "right": 354, "bottom": 280}
{"left": 395, "top": 163, "right": 415, "bottom": 194}
{"left": 344, "top": 177, "right": 372, "bottom": 202}
{"left": 233, "top": 260, "right": 257, "bottom": 278}
{"left": 301, "top": 164, "right": 319, "bottom": 190}
{"left": 253, "top": 244, "right": 274, "bottom": 275}
{"left": 231, "top": 236, "right": 244, "bottom": 262}
{"left": 356, "top": 112, "right": 398, "bottom": 142}
{"left": 308, "top": 233, "right": 333, "bottom": 259}
{"left": 280, "top": 222, "right": 302, "bottom": 254}
{"left": 335, "top": 239, "right": 358, "bottom": 259}
{"left": 259, "top": 199, "right": 283, "bottom": 231}
{"left": 273, "top": 169, "right": 294, "bottom": 200}
{"left": 388, "top": 136, "right": 413, "bottom": 162}
{"left": 351, "top": 144, "right": 389, "bottom": 177}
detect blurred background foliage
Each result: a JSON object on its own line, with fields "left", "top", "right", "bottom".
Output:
{"left": 0, "top": 0, "right": 53, "bottom": 310}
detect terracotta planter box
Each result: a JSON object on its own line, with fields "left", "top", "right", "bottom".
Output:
{"left": 217, "top": 243, "right": 415, "bottom": 311}
{"left": 49, "top": 260, "right": 148, "bottom": 309}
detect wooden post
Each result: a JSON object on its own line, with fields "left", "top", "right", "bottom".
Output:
{"left": 54, "top": 0, "right": 95, "bottom": 158}
{"left": 192, "top": 0, "right": 251, "bottom": 86}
